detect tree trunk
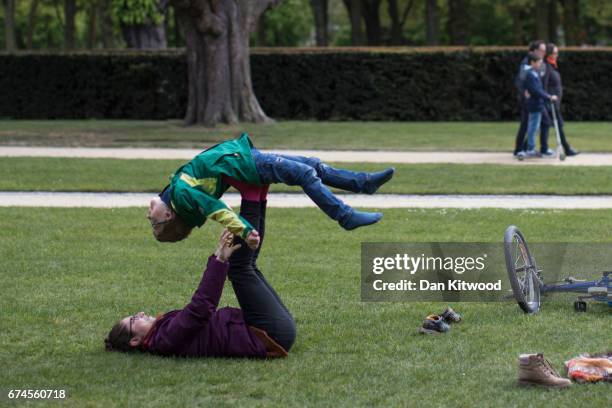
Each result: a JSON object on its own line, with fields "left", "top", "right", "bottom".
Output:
{"left": 64, "top": 0, "right": 77, "bottom": 49}
{"left": 309, "top": 0, "right": 328, "bottom": 46}
{"left": 547, "top": 0, "right": 558, "bottom": 44}
{"left": 256, "top": 13, "right": 267, "bottom": 46}
{"left": 535, "top": 0, "right": 549, "bottom": 42}
{"left": 86, "top": 0, "right": 98, "bottom": 49}
{"left": 361, "top": 0, "right": 381, "bottom": 46}
{"left": 425, "top": 0, "right": 438, "bottom": 45}
{"left": 100, "top": 0, "right": 114, "bottom": 48}
{"left": 27, "top": 0, "right": 41, "bottom": 49}
{"left": 343, "top": 0, "right": 363, "bottom": 45}
{"left": 172, "top": 0, "right": 281, "bottom": 127}
{"left": 561, "top": 0, "right": 581, "bottom": 45}
{"left": 447, "top": 0, "right": 469, "bottom": 45}
{"left": 507, "top": 5, "right": 523, "bottom": 45}
{"left": 3, "top": 0, "right": 16, "bottom": 50}
{"left": 173, "top": 5, "right": 183, "bottom": 46}
{"left": 121, "top": 24, "right": 167, "bottom": 48}
{"left": 387, "top": 0, "right": 401, "bottom": 45}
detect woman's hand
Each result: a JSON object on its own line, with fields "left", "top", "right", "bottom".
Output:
{"left": 214, "top": 230, "right": 242, "bottom": 262}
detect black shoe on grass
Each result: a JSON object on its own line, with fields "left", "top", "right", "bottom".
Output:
{"left": 440, "top": 307, "right": 462, "bottom": 324}
{"left": 418, "top": 315, "right": 450, "bottom": 335}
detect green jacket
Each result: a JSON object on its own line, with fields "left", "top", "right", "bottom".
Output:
{"left": 167, "top": 133, "right": 261, "bottom": 238}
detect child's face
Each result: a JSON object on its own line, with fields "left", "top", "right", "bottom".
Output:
{"left": 531, "top": 59, "right": 542, "bottom": 70}
{"left": 147, "top": 197, "right": 172, "bottom": 231}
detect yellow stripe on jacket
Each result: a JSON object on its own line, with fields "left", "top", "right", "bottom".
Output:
{"left": 180, "top": 173, "right": 217, "bottom": 195}
{"left": 208, "top": 208, "right": 248, "bottom": 237}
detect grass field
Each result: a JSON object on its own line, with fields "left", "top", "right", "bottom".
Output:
{"left": 3, "top": 157, "right": 612, "bottom": 195}
{"left": 1, "top": 207, "right": 610, "bottom": 407}
{"left": 1, "top": 120, "right": 611, "bottom": 151}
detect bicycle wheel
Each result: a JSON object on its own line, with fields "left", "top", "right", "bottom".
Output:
{"left": 504, "top": 225, "right": 541, "bottom": 313}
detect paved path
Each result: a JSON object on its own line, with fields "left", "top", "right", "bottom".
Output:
{"left": 0, "top": 146, "right": 610, "bottom": 166}
{"left": 3, "top": 192, "right": 612, "bottom": 209}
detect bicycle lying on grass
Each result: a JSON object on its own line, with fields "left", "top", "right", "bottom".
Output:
{"left": 503, "top": 225, "right": 611, "bottom": 313}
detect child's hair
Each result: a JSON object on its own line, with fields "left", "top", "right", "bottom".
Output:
{"left": 104, "top": 321, "right": 135, "bottom": 352}
{"left": 527, "top": 51, "right": 542, "bottom": 65}
{"left": 154, "top": 214, "right": 193, "bottom": 242}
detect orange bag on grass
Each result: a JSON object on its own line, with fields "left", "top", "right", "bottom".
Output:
{"left": 565, "top": 352, "right": 612, "bottom": 383}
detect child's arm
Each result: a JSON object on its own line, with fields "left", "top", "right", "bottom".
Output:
{"left": 525, "top": 72, "right": 551, "bottom": 101}
{"left": 175, "top": 187, "right": 255, "bottom": 239}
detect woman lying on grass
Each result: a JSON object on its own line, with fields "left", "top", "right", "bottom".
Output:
{"left": 105, "top": 192, "right": 296, "bottom": 358}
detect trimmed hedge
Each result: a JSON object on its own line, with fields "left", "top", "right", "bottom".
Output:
{"left": 1, "top": 48, "right": 611, "bottom": 121}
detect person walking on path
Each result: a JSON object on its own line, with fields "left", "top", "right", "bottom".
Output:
{"left": 514, "top": 41, "right": 547, "bottom": 156}
{"left": 540, "top": 43, "right": 580, "bottom": 157}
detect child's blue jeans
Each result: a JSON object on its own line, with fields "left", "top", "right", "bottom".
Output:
{"left": 526, "top": 111, "right": 543, "bottom": 152}
{"left": 250, "top": 148, "right": 370, "bottom": 223}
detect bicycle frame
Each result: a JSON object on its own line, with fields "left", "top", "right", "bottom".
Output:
{"left": 541, "top": 272, "right": 611, "bottom": 305}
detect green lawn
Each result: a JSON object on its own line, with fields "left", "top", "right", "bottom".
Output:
{"left": 1, "top": 207, "right": 610, "bottom": 407}
{"left": 1, "top": 120, "right": 611, "bottom": 151}
{"left": 3, "top": 157, "right": 612, "bottom": 195}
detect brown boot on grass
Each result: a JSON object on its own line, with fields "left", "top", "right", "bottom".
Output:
{"left": 518, "top": 353, "right": 572, "bottom": 388}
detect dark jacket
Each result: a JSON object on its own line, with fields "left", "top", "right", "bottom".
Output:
{"left": 141, "top": 256, "right": 283, "bottom": 358}
{"left": 543, "top": 62, "right": 563, "bottom": 109}
{"left": 514, "top": 56, "right": 529, "bottom": 93}
{"left": 524, "top": 68, "right": 551, "bottom": 113}
{"left": 515, "top": 56, "right": 547, "bottom": 94}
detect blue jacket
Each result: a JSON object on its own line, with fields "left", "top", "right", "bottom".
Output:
{"left": 524, "top": 68, "right": 551, "bottom": 113}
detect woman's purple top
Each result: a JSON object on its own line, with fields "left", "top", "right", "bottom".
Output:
{"left": 142, "top": 256, "right": 268, "bottom": 358}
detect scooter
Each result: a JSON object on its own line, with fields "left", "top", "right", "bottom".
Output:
{"left": 550, "top": 101, "right": 566, "bottom": 162}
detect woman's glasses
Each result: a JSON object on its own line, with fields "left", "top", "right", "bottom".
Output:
{"left": 128, "top": 314, "right": 142, "bottom": 338}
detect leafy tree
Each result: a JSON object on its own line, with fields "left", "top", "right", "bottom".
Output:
{"left": 256, "top": 0, "right": 312, "bottom": 46}
{"left": 582, "top": 0, "right": 612, "bottom": 44}
{"left": 2, "top": 0, "right": 17, "bottom": 50}
{"left": 111, "top": 0, "right": 167, "bottom": 48}
{"left": 111, "top": 0, "right": 164, "bottom": 26}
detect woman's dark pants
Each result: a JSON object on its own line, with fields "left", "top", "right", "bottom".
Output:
{"left": 227, "top": 200, "right": 296, "bottom": 352}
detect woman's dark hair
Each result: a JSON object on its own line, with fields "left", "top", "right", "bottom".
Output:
{"left": 546, "top": 43, "right": 557, "bottom": 57}
{"left": 104, "top": 321, "right": 135, "bottom": 352}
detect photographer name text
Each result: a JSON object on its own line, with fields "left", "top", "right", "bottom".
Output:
{"left": 372, "top": 279, "right": 502, "bottom": 291}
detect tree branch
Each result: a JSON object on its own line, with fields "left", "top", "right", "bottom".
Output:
{"left": 256, "top": 0, "right": 283, "bottom": 16}
{"left": 240, "top": 0, "right": 283, "bottom": 35}
{"left": 399, "top": 0, "right": 414, "bottom": 28}
{"left": 53, "top": 0, "right": 65, "bottom": 31}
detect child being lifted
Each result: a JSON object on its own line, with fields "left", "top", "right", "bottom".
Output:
{"left": 147, "top": 133, "right": 394, "bottom": 248}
